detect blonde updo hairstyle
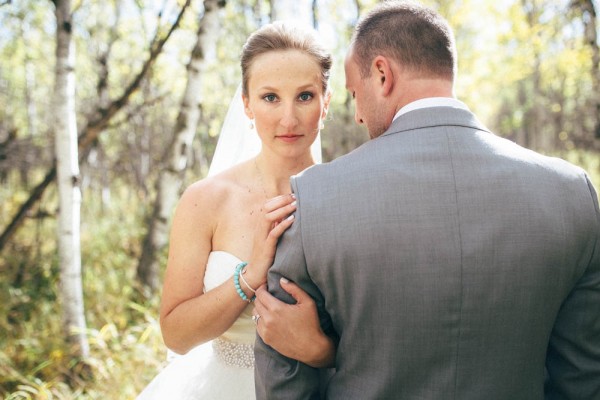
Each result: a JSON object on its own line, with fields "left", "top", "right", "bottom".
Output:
{"left": 240, "top": 22, "right": 333, "bottom": 97}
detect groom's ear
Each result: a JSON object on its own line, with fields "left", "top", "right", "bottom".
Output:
{"left": 373, "top": 56, "right": 394, "bottom": 97}
{"left": 242, "top": 94, "right": 254, "bottom": 120}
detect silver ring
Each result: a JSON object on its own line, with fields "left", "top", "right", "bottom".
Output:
{"left": 252, "top": 314, "right": 261, "bottom": 325}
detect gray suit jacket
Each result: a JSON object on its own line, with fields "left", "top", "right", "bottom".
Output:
{"left": 254, "top": 107, "right": 600, "bottom": 399}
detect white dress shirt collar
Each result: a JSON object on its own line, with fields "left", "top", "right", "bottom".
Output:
{"left": 392, "top": 97, "right": 470, "bottom": 122}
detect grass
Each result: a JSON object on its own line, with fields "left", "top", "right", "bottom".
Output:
{"left": 0, "top": 182, "right": 168, "bottom": 399}
{"left": 1, "top": 147, "right": 598, "bottom": 399}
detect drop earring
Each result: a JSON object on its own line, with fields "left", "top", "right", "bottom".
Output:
{"left": 249, "top": 120, "right": 254, "bottom": 130}
{"left": 319, "top": 120, "right": 325, "bottom": 130}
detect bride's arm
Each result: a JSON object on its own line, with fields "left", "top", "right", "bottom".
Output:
{"left": 159, "top": 182, "right": 296, "bottom": 354}
{"left": 159, "top": 181, "right": 245, "bottom": 354}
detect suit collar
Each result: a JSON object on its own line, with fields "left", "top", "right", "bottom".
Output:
{"left": 393, "top": 98, "right": 470, "bottom": 121}
{"left": 381, "top": 106, "right": 491, "bottom": 139}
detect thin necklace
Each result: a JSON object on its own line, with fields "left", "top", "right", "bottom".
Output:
{"left": 254, "top": 158, "right": 270, "bottom": 200}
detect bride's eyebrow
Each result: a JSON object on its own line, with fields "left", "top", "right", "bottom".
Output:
{"left": 256, "top": 83, "right": 318, "bottom": 92}
{"left": 256, "top": 85, "right": 278, "bottom": 92}
{"left": 296, "top": 83, "right": 319, "bottom": 91}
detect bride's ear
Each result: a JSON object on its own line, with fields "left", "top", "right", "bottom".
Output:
{"left": 242, "top": 94, "right": 254, "bottom": 120}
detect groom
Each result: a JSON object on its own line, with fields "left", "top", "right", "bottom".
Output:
{"left": 254, "top": 1, "right": 600, "bottom": 399}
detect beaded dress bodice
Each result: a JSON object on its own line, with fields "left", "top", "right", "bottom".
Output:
{"left": 205, "top": 251, "right": 255, "bottom": 368}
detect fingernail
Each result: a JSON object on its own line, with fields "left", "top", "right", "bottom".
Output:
{"left": 291, "top": 201, "right": 297, "bottom": 207}
{"left": 286, "top": 214, "right": 295, "bottom": 221}
{"left": 280, "top": 277, "right": 289, "bottom": 284}
{"left": 291, "top": 194, "right": 296, "bottom": 199}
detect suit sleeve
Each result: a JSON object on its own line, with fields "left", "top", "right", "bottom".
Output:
{"left": 254, "top": 176, "right": 329, "bottom": 400}
{"left": 545, "top": 174, "right": 600, "bottom": 399}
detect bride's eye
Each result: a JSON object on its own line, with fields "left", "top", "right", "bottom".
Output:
{"left": 298, "top": 92, "right": 314, "bottom": 102}
{"left": 263, "top": 94, "right": 278, "bottom": 103}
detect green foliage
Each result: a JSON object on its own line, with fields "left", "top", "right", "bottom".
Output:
{"left": 1, "top": 0, "right": 599, "bottom": 398}
{"left": 1, "top": 185, "right": 167, "bottom": 399}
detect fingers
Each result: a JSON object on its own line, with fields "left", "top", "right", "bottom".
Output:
{"left": 253, "top": 285, "right": 269, "bottom": 312}
{"left": 250, "top": 194, "right": 296, "bottom": 268}
{"left": 254, "top": 284, "right": 279, "bottom": 311}
{"left": 263, "top": 193, "right": 296, "bottom": 213}
{"left": 255, "top": 193, "right": 295, "bottom": 233}
{"left": 258, "top": 194, "right": 296, "bottom": 246}
{"left": 263, "top": 194, "right": 296, "bottom": 225}
{"left": 266, "top": 214, "right": 294, "bottom": 242}
{"left": 279, "top": 277, "right": 312, "bottom": 304}
{"left": 254, "top": 279, "right": 315, "bottom": 328}
{"left": 253, "top": 287, "right": 272, "bottom": 340}
{"left": 252, "top": 281, "right": 324, "bottom": 363}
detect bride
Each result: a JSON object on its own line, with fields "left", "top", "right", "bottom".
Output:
{"left": 137, "top": 22, "right": 336, "bottom": 399}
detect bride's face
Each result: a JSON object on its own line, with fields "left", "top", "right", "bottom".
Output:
{"left": 243, "top": 49, "right": 330, "bottom": 159}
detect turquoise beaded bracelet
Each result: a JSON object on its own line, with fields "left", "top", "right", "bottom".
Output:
{"left": 234, "top": 262, "right": 255, "bottom": 302}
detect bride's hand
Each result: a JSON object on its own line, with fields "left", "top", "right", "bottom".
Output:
{"left": 244, "top": 194, "right": 296, "bottom": 289}
{"left": 253, "top": 278, "right": 336, "bottom": 368}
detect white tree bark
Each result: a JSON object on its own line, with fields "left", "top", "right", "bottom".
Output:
{"left": 137, "top": 0, "right": 224, "bottom": 292}
{"left": 53, "top": 0, "right": 89, "bottom": 357}
{"left": 578, "top": 0, "right": 600, "bottom": 138}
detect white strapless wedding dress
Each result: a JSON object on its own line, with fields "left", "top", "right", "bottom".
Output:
{"left": 137, "top": 251, "right": 256, "bottom": 399}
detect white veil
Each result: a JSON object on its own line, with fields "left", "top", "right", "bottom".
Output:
{"left": 207, "top": 84, "right": 322, "bottom": 177}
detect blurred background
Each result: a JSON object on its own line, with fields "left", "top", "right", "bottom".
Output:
{"left": 1, "top": 0, "right": 599, "bottom": 398}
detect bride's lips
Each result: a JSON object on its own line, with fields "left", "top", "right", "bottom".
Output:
{"left": 276, "top": 134, "right": 303, "bottom": 143}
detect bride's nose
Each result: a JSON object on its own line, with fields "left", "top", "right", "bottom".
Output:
{"left": 279, "top": 102, "right": 299, "bottom": 129}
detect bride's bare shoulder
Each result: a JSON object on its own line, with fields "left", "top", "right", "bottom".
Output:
{"left": 178, "top": 161, "right": 251, "bottom": 211}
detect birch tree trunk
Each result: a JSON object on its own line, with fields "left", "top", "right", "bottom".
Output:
{"left": 0, "top": 0, "right": 191, "bottom": 253}
{"left": 52, "top": 0, "right": 89, "bottom": 358}
{"left": 574, "top": 0, "right": 600, "bottom": 139}
{"left": 136, "top": 0, "right": 225, "bottom": 292}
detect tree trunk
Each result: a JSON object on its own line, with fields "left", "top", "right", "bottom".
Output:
{"left": 83, "top": 1, "right": 121, "bottom": 208}
{"left": 52, "top": 0, "right": 89, "bottom": 358}
{"left": 24, "top": 58, "right": 37, "bottom": 139}
{"left": 136, "top": 0, "right": 225, "bottom": 292}
{"left": 575, "top": 0, "right": 600, "bottom": 139}
{"left": 521, "top": 0, "right": 554, "bottom": 152}
{"left": 0, "top": 0, "right": 191, "bottom": 253}
{"left": 516, "top": 81, "right": 530, "bottom": 148}
{"left": 354, "top": 0, "right": 363, "bottom": 17}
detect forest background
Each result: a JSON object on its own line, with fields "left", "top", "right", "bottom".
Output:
{"left": 0, "top": 0, "right": 599, "bottom": 398}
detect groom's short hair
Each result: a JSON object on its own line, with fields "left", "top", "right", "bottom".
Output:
{"left": 351, "top": 1, "right": 456, "bottom": 81}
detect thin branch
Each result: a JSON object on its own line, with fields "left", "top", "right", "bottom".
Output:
{"left": 105, "top": 93, "right": 169, "bottom": 131}
{"left": 78, "top": 0, "right": 192, "bottom": 151}
{"left": 0, "top": 0, "right": 192, "bottom": 253}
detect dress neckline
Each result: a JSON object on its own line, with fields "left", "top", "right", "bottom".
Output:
{"left": 209, "top": 250, "right": 244, "bottom": 264}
